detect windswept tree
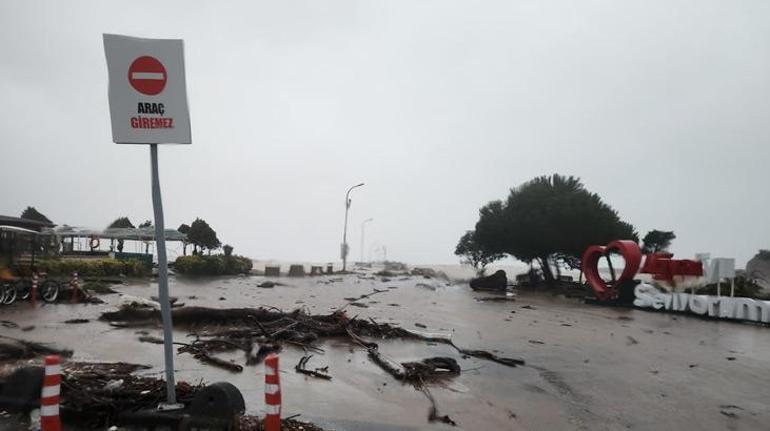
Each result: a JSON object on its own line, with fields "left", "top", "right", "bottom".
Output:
{"left": 20, "top": 206, "right": 53, "bottom": 224}
{"left": 641, "top": 230, "right": 676, "bottom": 254}
{"left": 454, "top": 230, "right": 504, "bottom": 275}
{"left": 472, "top": 174, "right": 637, "bottom": 284}
{"left": 107, "top": 217, "right": 135, "bottom": 229}
{"left": 187, "top": 218, "right": 220, "bottom": 255}
{"left": 107, "top": 216, "right": 135, "bottom": 253}
{"left": 138, "top": 220, "right": 153, "bottom": 228}
{"left": 178, "top": 223, "right": 191, "bottom": 255}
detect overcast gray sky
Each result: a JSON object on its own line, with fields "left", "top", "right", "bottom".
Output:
{"left": 1, "top": 1, "right": 769, "bottom": 266}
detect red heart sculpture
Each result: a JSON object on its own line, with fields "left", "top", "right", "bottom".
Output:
{"left": 581, "top": 240, "right": 642, "bottom": 301}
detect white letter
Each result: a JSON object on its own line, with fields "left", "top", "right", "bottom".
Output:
{"left": 689, "top": 295, "right": 709, "bottom": 314}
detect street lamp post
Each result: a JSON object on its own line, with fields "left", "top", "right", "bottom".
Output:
{"left": 360, "top": 218, "right": 373, "bottom": 264}
{"left": 341, "top": 182, "right": 364, "bottom": 272}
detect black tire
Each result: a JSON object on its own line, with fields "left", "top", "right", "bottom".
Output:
{"left": 40, "top": 280, "right": 59, "bottom": 303}
{"left": 14, "top": 278, "right": 31, "bottom": 300}
{"left": 2, "top": 283, "right": 17, "bottom": 304}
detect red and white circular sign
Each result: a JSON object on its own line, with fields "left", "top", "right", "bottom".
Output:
{"left": 128, "top": 56, "right": 167, "bottom": 96}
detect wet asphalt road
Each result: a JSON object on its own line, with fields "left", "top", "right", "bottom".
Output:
{"left": 1, "top": 269, "right": 769, "bottom": 430}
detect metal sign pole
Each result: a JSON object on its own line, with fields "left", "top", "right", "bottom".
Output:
{"left": 150, "top": 144, "right": 180, "bottom": 408}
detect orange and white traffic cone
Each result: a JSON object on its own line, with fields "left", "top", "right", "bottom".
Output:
{"left": 70, "top": 272, "right": 79, "bottom": 304}
{"left": 30, "top": 272, "right": 38, "bottom": 308}
{"left": 264, "top": 354, "right": 281, "bottom": 431}
{"left": 40, "top": 355, "right": 62, "bottom": 431}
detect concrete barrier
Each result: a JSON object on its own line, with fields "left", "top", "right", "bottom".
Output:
{"left": 288, "top": 265, "right": 305, "bottom": 277}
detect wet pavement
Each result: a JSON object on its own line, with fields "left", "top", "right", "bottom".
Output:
{"left": 1, "top": 269, "right": 769, "bottom": 430}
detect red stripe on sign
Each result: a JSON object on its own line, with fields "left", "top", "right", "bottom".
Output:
{"left": 265, "top": 374, "right": 279, "bottom": 385}
{"left": 44, "top": 356, "right": 60, "bottom": 365}
{"left": 41, "top": 396, "right": 60, "bottom": 406}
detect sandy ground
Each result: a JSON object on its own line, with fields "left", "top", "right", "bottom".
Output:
{"left": 1, "top": 268, "right": 769, "bottom": 430}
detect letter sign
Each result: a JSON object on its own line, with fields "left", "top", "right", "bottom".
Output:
{"left": 103, "top": 34, "right": 191, "bottom": 144}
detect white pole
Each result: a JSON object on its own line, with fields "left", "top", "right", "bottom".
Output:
{"left": 150, "top": 144, "right": 180, "bottom": 408}
{"left": 730, "top": 278, "right": 735, "bottom": 297}
{"left": 717, "top": 280, "right": 721, "bottom": 297}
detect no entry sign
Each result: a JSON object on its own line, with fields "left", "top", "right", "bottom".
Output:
{"left": 128, "top": 56, "right": 167, "bottom": 95}
{"left": 104, "top": 34, "right": 191, "bottom": 144}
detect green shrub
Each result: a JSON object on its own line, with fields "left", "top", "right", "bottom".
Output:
{"left": 173, "top": 254, "right": 253, "bottom": 276}
{"left": 37, "top": 258, "right": 149, "bottom": 277}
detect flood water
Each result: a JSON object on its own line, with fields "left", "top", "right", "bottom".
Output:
{"left": 2, "top": 269, "right": 769, "bottom": 430}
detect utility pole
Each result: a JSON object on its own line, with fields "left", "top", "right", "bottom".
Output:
{"left": 341, "top": 182, "right": 364, "bottom": 272}
{"left": 360, "top": 218, "right": 373, "bottom": 264}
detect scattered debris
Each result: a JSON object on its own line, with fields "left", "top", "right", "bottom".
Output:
{"left": 99, "top": 305, "right": 525, "bottom": 402}
{"left": 150, "top": 296, "right": 179, "bottom": 304}
{"left": 475, "top": 296, "right": 516, "bottom": 302}
{"left": 528, "top": 340, "right": 544, "bottom": 345}
{"left": 521, "top": 305, "right": 536, "bottom": 310}
{"left": 137, "top": 335, "right": 164, "bottom": 344}
{"left": 119, "top": 295, "right": 160, "bottom": 310}
{"left": 339, "top": 289, "right": 388, "bottom": 311}
{"left": 0, "top": 335, "right": 73, "bottom": 361}
{"left": 720, "top": 410, "right": 738, "bottom": 418}
{"left": 295, "top": 355, "right": 332, "bottom": 380}
{"left": 246, "top": 342, "right": 281, "bottom": 365}
{"left": 423, "top": 387, "right": 457, "bottom": 426}
{"left": 626, "top": 336, "right": 639, "bottom": 346}
{"left": 59, "top": 361, "right": 200, "bottom": 428}
{"left": 470, "top": 270, "right": 507, "bottom": 291}
{"left": 64, "top": 319, "right": 90, "bottom": 324}
{"left": 415, "top": 323, "right": 427, "bottom": 329}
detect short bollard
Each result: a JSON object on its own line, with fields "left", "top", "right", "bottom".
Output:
{"left": 30, "top": 272, "right": 38, "bottom": 308}
{"left": 264, "top": 354, "right": 281, "bottom": 431}
{"left": 40, "top": 355, "right": 62, "bottom": 431}
{"left": 70, "top": 272, "right": 79, "bottom": 304}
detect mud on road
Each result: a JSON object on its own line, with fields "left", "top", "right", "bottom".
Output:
{"left": 1, "top": 270, "right": 769, "bottom": 430}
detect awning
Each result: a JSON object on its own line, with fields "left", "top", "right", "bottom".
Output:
{"left": 52, "top": 226, "right": 187, "bottom": 242}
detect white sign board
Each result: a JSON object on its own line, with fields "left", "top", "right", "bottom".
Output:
{"left": 104, "top": 34, "right": 191, "bottom": 144}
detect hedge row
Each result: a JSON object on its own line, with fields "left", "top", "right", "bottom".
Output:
{"left": 37, "top": 258, "right": 149, "bottom": 277}
{"left": 173, "top": 255, "right": 253, "bottom": 276}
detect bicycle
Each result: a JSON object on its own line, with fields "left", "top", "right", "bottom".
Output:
{"left": 11, "top": 273, "right": 60, "bottom": 303}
